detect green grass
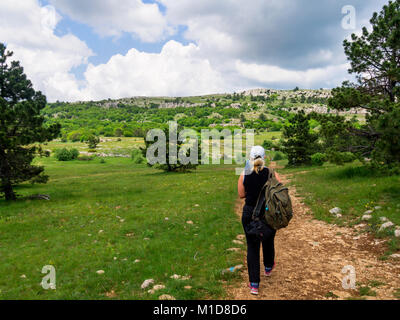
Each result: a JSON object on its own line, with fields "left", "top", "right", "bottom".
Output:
{"left": 0, "top": 157, "right": 243, "bottom": 299}
{"left": 279, "top": 161, "right": 400, "bottom": 256}
{"left": 44, "top": 137, "right": 145, "bottom": 157}
{"left": 359, "top": 285, "right": 377, "bottom": 297}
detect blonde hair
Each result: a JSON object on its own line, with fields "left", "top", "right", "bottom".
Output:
{"left": 252, "top": 157, "right": 265, "bottom": 174}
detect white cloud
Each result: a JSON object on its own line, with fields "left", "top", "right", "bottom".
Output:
{"left": 48, "top": 0, "right": 172, "bottom": 42}
{"left": 235, "top": 60, "right": 350, "bottom": 89}
{"left": 0, "top": 0, "right": 390, "bottom": 102}
{"left": 0, "top": 0, "right": 93, "bottom": 102}
{"left": 78, "top": 40, "right": 232, "bottom": 100}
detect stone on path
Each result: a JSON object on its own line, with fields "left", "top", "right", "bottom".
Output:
{"left": 379, "top": 221, "right": 394, "bottom": 231}
{"left": 362, "top": 215, "right": 372, "bottom": 221}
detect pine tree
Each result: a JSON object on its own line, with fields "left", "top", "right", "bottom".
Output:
{"left": 282, "top": 111, "right": 319, "bottom": 166}
{"left": 328, "top": 0, "right": 400, "bottom": 168}
{"left": 0, "top": 43, "right": 61, "bottom": 200}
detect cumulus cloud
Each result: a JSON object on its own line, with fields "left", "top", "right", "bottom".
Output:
{"left": 79, "top": 40, "right": 232, "bottom": 100}
{"left": 0, "top": 0, "right": 93, "bottom": 101}
{"left": 48, "top": 0, "right": 172, "bottom": 42}
{"left": 159, "top": 0, "right": 388, "bottom": 69}
{"left": 0, "top": 0, "right": 391, "bottom": 101}
{"left": 235, "top": 60, "right": 350, "bottom": 89}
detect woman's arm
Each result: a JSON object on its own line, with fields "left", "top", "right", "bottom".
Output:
{"left": 238, "top": 172, "right": 246, "bottom": 199}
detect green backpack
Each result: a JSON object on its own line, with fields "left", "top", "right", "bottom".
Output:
{"left": 253, "top": 168, "right": 293, "bottom": 230}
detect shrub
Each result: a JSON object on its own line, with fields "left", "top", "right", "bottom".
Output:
{"left": 311, "top": 153, "right": 328, "bottom": 166}
{"left": 67, "top": 131, "right": 82, "bottom": 142}
{"left": 114, "top": 128, "right": 123, "bottom": 137}
{"left": 262, "top": 140, "right": 274, "bottom": 150}
{"left": 54, "top": 148, "right": 80, "bottom": 161}
{"left": 327, "top": 151, "right": 356, "bottom": 165}
{"left": 131, "top": 149, "right": 145, "bottom": 164}
{"left": 273, "top": 151, "right": 286, "bottom": 161}
{"left": 86, "top": 135, "right": 100, "bottom": 149}
{"left": 123, "top": 130, "right": 133, "bottom": 137}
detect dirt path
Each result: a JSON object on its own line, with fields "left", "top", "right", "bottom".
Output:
{"left": 226, "top": 164, "right": 400, "bottom": 300}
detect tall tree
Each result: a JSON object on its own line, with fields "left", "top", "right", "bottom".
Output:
{"left": 282, "top": 110, "right": 319, "bottom": 166}
{"left": 0, "top": 43, "right": 60, "bottom": 200}
{"left": 328, "top": 1, "right": 400, "bottom": 168}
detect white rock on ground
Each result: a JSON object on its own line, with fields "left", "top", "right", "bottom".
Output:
{"left": 141, "top": 279, "right": 154, "bottom": 289}
{"left": 379, "top": 221, "right": 394, "bottom": 231}
{"left": 148, "top": 284, "right": 165, "bottom": 294}
{"left": 362, "top": 215, "right": 372, "bottom": 221}
{"left": 390, "top": 254, "right": 400, "bottom": 259}
{"left": 232, "top": 240, "right": 244, "bottom": 245}
{"left": 374, "top": 206, "right": 382, "bottom": 210}
{"left": 394, "top": 229, "right": 400, "bottom": 238}
{"left": 329, "top": 207, "right": 342, "bottom": 215}
{"left": 96, "top": 270, "right": 105, "bottom": 275}
{"left": 364, "top": 210, "right": 374, "bottom": 215}
{"left": 380, "top": 217, "right": 388, "bottom": 222}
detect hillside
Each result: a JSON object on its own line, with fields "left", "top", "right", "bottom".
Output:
{"left": 43, "top": 88, "right": 364, "bottom": 143}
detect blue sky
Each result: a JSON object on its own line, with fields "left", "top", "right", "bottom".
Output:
{"left": 0, "top": 0, "right": 389, "bottom": 101}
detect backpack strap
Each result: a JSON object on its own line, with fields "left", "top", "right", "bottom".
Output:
{"left": 269, "top": 168, "right": 275, "bottom": 180}
{"left": 252, "top": 167, "right": 275, "bottom": 220}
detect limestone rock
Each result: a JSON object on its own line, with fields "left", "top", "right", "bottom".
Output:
{"left": 141, "top": 279, "right": 154, "bottom": 289}
{"left": 379, "top": 221, "right": 394, "bottom": 231}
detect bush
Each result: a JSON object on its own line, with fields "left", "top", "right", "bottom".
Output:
{"left": 273, "top": 151, "right": 286, "bottom": 161}
{"left": 262, "top": 140, "right": 274, "bottom": 150}
{"left": 86, "top": 135, "right": 100, "bottom": 149}
{"left": 123, "top": 130, "right": 133, "bottom": 137}
{"left": 68, "top": 131, "right": 82, "bottom": 142}
{"left": 327, "top": 151, "right": 356, "bottom": 165}
{"left": 311, "top": 153, "right": 328, "bottom": 166}
{"left": 131, "top": 149, "right": 145, "bottom": 164}
{"left": 54, "top": 148, "right": 80, "bottom": 161}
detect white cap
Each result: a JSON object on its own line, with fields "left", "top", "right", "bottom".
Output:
{"left": 250, "top": 146, "right": 265, "bottom": 160}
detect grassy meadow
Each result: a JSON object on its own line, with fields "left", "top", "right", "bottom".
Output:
{"left": 279, "top": 161, "right": 400, "bottom": 258}
{"left": 1, "top": 136, "right": 399, "bottom": 299}
{"left": 0, "top": 153, "right": 244, "bottom": 299}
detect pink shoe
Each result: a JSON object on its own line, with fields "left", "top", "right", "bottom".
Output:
{"left": 264, "top": 262, "right": 276, "bottom": 277}
{"left": 248, "top": 283, "right": 259, "bottom": 295}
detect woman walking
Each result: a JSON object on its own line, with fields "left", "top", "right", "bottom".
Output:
{"left": 237, "top": 146, "right": 282, "bottom": 295}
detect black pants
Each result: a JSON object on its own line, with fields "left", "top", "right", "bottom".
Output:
{"left": 242, "top": 204, "right": 276, "bottom": 283}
